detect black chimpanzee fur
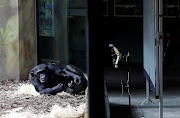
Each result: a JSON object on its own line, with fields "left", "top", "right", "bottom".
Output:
{"left": 61, "top": 64, "right": 87, "bottom": 94}
{"left": 30, "top": 63, "right": 87, "bottom": 95}
{"left": 46, "top": 62, "right": 62, "bottom": 77}
{"left": 30, "top": 64, "right": 64, "bottom": 94}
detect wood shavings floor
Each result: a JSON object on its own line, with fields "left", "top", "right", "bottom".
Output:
{"left": 0, "top": 80, "right": 86, "bottom": 118}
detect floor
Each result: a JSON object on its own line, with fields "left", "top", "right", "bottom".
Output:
{"left": 105, "top": 65, "right": 180, "bottom": 118}
{"left": 0, "top": 80, "right": 86, "bottom": 118}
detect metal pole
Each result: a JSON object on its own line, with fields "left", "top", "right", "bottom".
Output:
{"left": 159, "top": 0, "right": 163, "bottom": 117}
{"left": 146, "top": 79, "right": 149, "bottom": 104}
{"left": 126, "top": 52, "right": 131, "bottom": 118}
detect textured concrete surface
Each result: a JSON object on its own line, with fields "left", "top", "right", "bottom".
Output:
{"left": 0, "top": 0, "right": 19, "bottom": 81}
{"left": 105, "top": 66, "right": 180, "bottom": 118}
{"left": 18, "top": 0, "right": 36, "bottom": 80}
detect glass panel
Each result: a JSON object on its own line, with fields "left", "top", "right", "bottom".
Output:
{"left": 68, "top": 16, "right": 87, "bottom": 72}
{"left": 37, "top": 0, "right": 87, "bottom": 73}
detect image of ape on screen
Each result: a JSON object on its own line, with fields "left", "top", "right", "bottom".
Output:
{"left": 30, "top": 64, "right": 64, "bottom": 95}
{"left": 61, "top": 64, "right": 88, "bottom": 94}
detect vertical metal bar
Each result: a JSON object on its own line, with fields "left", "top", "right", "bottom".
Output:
{"left": 155, "top": 0, "right": 160, "bottom": 98}
{"left": 159, "top": 0, "right": 163, "bottom": 117}
{"left": 126, "top": 52, "right": 131, "bottom": 117}
{"left": 146, "top": 79, "right": 149, "bottom": 103}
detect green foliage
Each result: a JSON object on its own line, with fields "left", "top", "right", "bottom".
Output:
{"left": 0, "top": 27, "right": 12, "bottom": 47}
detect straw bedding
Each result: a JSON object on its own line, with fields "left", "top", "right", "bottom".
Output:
{"left": 0, "top": 80, "right": 86, "bottom": 118}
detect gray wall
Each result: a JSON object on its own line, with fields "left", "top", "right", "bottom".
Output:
{"left": 18, "top": 0, "right": 36, "bottom": 80}
{"left": 0, "top": 0, "right": 19, "bottom": 81}
{"left": 68, "top": 17, "right": 87, "bottom": 71}
{"left": 0, "top": 0, "right": 36, "bottom": 81}
{"left": 54, "top": 0, "right": 68, "bottom": 66}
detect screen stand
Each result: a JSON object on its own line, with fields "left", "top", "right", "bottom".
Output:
{"left": 141, "top": 79, "right": 154, "bottom": 105}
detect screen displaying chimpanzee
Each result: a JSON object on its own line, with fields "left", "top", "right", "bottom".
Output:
{"left": 30, "top": 63, "right": 87, "bottom": 95}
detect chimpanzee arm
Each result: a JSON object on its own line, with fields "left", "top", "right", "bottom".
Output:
{"left": 31, "top": 79, "right": 63, "bottom": 94}
{"left": 39, "top": 84, "right": 64, "bottom": 94}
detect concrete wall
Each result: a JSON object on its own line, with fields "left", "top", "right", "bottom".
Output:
{"left": 67, "top": 0, "right": 87, "bottom": 72}
{"left": 0, "top": 0, "right": 36, "bottom": 81}
{"left": 68, "top": 17, "right": 87, "bottom": 72}
{"left": 68, "top": 0, "right": 86, "bottom": 8}
{"left": 54, "top": 0, "right": 68, "bottom": 66}
{"left": 18, "top": 0, "right": 36, "bottom": 80}
{"left": 0, "top": 0, "right": 19, "bottom": 81}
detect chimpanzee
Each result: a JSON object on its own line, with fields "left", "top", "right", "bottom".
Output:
{"left": 30, "top": 64, "right": 64, "bottom": 94}
{"left": 46, "top": 62, "right": 63, "bottom": 77}
{"left": 61, "top": 64, "right": 87, "bottom": 94}
{"left": 30, "top": 63, "right": 87, "bottom": 95}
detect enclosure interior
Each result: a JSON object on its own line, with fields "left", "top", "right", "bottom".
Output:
{"left": 0, "top": 0, "right": 88, "bottom": 117}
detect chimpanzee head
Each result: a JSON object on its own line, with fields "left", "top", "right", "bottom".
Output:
{"left": 30, "top": 64, "right": 50, "bottom": 84}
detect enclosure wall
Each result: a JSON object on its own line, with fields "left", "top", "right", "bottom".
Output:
{"left": 0, "top": 0, "right": 19, "bottom": 81}
{"left": 0, "top": 0, "right": 36, "bottom": 81}
{"left": 18, "top": 0, "right": 36, "bottom": 80}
